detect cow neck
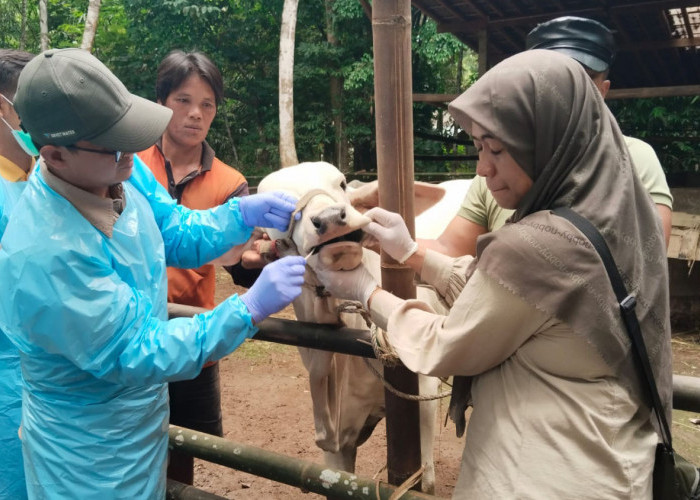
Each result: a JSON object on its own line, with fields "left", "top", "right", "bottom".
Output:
{"left": 294, "top": 267, "right": 341, "bottom": 324}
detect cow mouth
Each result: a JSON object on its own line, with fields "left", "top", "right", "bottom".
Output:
{"left": 307, "top": 228, "right": 366, "bottom": 271}
{"left": 309, "top": 228, "right": 364, "bottom": 255}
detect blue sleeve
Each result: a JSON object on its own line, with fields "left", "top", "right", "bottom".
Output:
{"left": 0, "top": 247, "right": 258, "bottom": 386}
{"left": 128, "top": 154, "right": 254, "bottom": 268}
{"left": 0, "top": 180, "right": 26, "bottom": 240}
{"left": 0, "top": 183, "right": 6, "bottom": 238}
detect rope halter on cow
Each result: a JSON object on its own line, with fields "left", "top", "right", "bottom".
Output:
{"left": 336, "top": 301, "right": 451, "bottom": 403}
{"left": 274, "top": 188, "right": 331, "bottom": 258}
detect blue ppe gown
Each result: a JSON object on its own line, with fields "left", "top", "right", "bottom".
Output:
{"left": 0, "top": 156, "right": 259, "bottom": 499}
{"left": 0, "top": 177, "right": 29, "bottom": 500}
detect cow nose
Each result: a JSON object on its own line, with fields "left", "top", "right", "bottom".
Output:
{"left": 310, "top": 207, "right": 347, "bottom": 235}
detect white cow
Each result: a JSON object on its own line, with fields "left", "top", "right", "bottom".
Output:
{"left": 257, "top": 162, "right": 471, "bottom": 493}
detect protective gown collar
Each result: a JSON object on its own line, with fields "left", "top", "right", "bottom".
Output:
{"left": 40, "top": 160, "right": 125, "bottom": 237}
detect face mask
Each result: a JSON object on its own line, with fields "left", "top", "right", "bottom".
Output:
{"left": 0, "top": 93, "right": 39, "bottom": 157}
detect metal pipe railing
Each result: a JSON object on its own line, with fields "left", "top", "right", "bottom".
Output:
{"left": 673, "top": 375, "right": 700, "bottom": 413}
{"left": 168, "top": 303, "right": 700, "bottom": 412}
{"left": 168, "top": 426, "right": 443, "bottom": 500}
{"left": 166, "top": 479, "right": 227, "bottom": 500}
{"left": 168, "top": 303, "right": 374, "bottom": 358}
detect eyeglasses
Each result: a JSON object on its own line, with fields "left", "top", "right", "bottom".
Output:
{"left": 66, "top": 145, "right": 122, "bottom": 163}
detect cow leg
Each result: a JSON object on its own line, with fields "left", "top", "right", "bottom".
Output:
{"left": 323, "top": 446, "right": 357, "bottom": 473}
{"left": 418, "top": 376, "right": 439, "bottom": 494}
{"left": 413, "top": 285, "right": 449, "bottom": 494}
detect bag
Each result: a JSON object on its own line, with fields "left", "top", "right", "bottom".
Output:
{"left": 552, "top": 208, "right": 700, "bottom": 500}
{"left": 654, "top": 443, "right": 700, "bottom": 500}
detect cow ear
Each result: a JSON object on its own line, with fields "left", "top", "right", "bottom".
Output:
{"left": 347, "top": 180, "right": 379, "bottom": 214}
{"left": 348, "top": 179, "right": 446, "bottom": 216}
{"left": 413, "top": 182, "right": 446, "bottom": 216}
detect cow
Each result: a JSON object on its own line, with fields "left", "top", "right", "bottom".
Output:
{"left": 256, "top": 162, "right": 471, "bottom": 493}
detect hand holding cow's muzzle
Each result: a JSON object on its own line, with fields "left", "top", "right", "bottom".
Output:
{"left": 315, "top": 264, "right": 378, "bottom": 310}
{"left": 239, "top": 191, "right": 298, "bottom": 231}
{"left": 240, "top": 256, "right": 306, "bottom": 323}
{"left": 364, "top": 207, "right": 418, "bottom": 264}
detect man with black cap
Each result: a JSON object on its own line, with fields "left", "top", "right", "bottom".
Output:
{"left": 420, "top": 16, "right": 672, "bottom": 257}
{"left": 0, "top": 48, "right": 307, "bottom": 498}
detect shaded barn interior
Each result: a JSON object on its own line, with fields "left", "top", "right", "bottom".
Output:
{"left": 412, "top": 0, "right": 700, "bottom": 98}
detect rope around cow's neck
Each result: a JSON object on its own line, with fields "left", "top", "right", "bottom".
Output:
{"left": 336, "top": 301, "right": 451, "bottom": 402}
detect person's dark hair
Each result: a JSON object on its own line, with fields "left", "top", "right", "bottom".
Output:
{"left": 155, "top": 50, "right": 223, "bottom": 106}
{"left": 0, "top": 49, "right": 35, "bottom": 96}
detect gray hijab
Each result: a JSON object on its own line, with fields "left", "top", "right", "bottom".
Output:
{"left": 448, "top": 50, "right": 672, "bottom": 426}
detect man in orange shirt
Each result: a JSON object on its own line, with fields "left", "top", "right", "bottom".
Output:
{"left": 139, "top": 50, "right": 254, "bottom": 485}
{"left": 0, "top": 49, "right": 35, "bottom": 183}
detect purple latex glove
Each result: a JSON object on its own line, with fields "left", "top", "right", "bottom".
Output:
{"left": 238, "top": 192, "right": 298, "bottom": 231}
{"left": 240, "top": 256, "right": 306, "bottom": 323}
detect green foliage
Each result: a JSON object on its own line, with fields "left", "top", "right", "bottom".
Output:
{"left": 0, "top": 0, "right": 480, "bottom": 177}
{"left": 0, "top": 0, "right": 37, "bottom": 50}
{"left": 9, "top": 1, "right": 694, "bottom": 181}
{"left": 411, "top": 10, "right": 478, "bottom": 174}
{"left": 48, "top": 0, "right": 88, "bottom": 48}
{"left": 608, "top": 96, "right": 700, "bottom": 174}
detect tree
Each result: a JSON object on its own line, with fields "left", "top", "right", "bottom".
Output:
{"left": 80, "top": 0, "right": 101, "bottom": 52}
{"left": 19, "top": 0, "right": 27, "bottom": 50}
{"left": 279, "top": 0, "right": 299, "bottom": 167}
{"left": 39, "top": 0, "right": 49, "bottom": 50}
{"left": 7, "top": 2, "right": 688, "bottom": 181}
{"left": 325, "top": 0, "right": 347, "bottom": 172}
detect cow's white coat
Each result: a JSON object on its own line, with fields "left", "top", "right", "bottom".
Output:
{"left": 258, "top": 162, "right": 471, "bottom": 493}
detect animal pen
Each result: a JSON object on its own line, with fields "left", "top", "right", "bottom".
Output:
{"left": 165, "top": 0, "right": 700, "bottom": 498}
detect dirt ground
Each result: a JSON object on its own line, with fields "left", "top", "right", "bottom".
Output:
{"left": 190, "top": 269, "right": 700, "bottom": 499}
{"left": 189, "top": 271, "right": 462, "bottom": 499}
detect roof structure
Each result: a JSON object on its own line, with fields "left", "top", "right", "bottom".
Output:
{"left": 412, "top": 0, "right": 700, "bottom": 97}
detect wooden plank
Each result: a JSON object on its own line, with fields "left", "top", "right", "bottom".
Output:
{"left": 413, "top": 85, "right": 700, "bottom": 102}
{"left": 664, "top": 212, "right": 700, "bottom": 261}
{"left": 678, "top": 228, "right": 700, "bottom": 261}
{"left": 673, "top": 212, "right": 700, "bottom": 228}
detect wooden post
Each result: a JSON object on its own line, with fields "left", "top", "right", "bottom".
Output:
{"left": 371, "top": 0, "right": 422, "bottom": 488}
{"left": 478, "top": 28, "right": 488, "bottom": 76}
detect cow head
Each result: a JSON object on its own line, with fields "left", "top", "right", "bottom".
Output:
{"left": 257, "top": 162, "right": 371, "bottom": 272}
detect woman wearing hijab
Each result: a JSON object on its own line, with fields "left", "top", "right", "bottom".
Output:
{"left": 317, "top": 50, "right": 671, "bottom": 498}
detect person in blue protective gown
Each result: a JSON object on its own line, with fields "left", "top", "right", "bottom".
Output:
{"left": 0, "top": 48, "right": 35, "bottom": 500}
{"left": 0, "top": 48, "right": 307, "bottom": 499}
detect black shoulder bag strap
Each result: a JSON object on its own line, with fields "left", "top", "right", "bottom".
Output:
{"left": 552, "top": 207, "right": 673, "bottom": 450}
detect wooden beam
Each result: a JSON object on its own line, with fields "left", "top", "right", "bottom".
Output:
{"left": 478, "top": 28, "right": 487, "bottom": 75}
{"left": 413, "top": 84, "right": 700, "bottom": 102}
{"left": 413, "top": 93, "right": 457, "bottom": 103}
{"left": 619, "top": 36, "right": 700, "bottom": 51}
{"left": 436, "top": 0, "right": 700, "bottom": 33}
{"left": 415, "top": 130, "right": 472, "bottom": 145}
{"left": 415, "top": 154, "right": 478, "bottom": 161}
{"left": 606, "top": 84, "right": 700, "bottom": 98}
{"left": 372, "top": 0, "right": 422, "bottom": 489}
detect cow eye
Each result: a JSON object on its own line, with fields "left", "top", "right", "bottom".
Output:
{"left": 340, "top": 181, "right": 347, "bottom": 191}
